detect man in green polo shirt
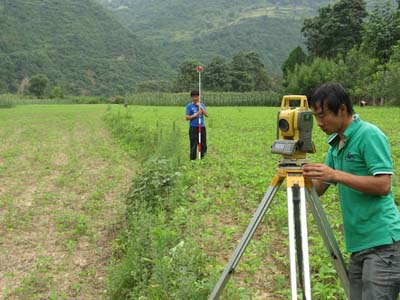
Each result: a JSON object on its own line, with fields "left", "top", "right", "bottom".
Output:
{"left": 303, "top": 83, "right": 400, "bottom": 300}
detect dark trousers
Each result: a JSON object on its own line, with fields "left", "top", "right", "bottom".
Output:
{"left": 189, "top": 126, "right": 207, "bottom": 160}
{"left": 349, "top": 240, "right": 400, "bottom": 300}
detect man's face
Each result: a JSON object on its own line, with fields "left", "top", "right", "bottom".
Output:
{"left": 192, "top": 95, "right": 199, "bottom": 103}
{"left": 311, "top": 102, "right": 346, "bottom": 135}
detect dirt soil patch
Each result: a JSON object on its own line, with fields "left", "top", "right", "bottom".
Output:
{"left": 0, "top": 106, "right": 134, "bottom": 299}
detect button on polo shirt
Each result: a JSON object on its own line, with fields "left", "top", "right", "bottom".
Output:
{"left": 325, "top": 115, "right": 400, "bottom": 253}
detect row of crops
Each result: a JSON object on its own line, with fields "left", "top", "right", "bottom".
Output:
{"left": 123, "top": 91, "right": 281, "bottom": 106}
{"left": 0, "top": 91, "right": 282, "bottom": 107}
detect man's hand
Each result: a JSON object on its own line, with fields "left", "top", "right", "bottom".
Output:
{"left": 302, "top": 163, "right": 337, "bottom": 183}
{"left": 196, "top": 104, "right": 208, "bottom": 117}
{"left": 196, "top": 103, "right": 204, "bottom": 112}
{"left": 303, "top": 163, "right": 391, "bottom": 196}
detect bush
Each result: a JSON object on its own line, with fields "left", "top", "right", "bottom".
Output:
{"left": 28, "top": 74, "right": 49, "bottom": 98}
{"left": 125, "top": 157, "right": 180, "bottom": 216}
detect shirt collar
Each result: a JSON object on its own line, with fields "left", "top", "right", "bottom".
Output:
{"left": 327, "top": 114, "right": 360, "bottom": 146}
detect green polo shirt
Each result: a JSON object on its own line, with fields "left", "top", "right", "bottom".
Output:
{"left": 325, "top": 115, "right": 400, "bottom": 253}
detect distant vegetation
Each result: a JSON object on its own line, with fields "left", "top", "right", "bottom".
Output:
{"left": 1, "top": 0, "right": 400, "bottom": 106}
{"left": 0, "top": 91, "right": 280, "bottom": 107}
{"left": 96, "top": 0, "right": 331, "bottom": 73}
{"left": 0, "top": 0, "right": 170, "bottom": 96}
{"left": 283, "top": 0, "right": 400, "bottom": 105}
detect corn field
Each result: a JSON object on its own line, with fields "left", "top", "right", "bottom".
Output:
{"left": 124, "top": 91, "right": 281, "bottom": 106}
{"left": 1, "top": 91, "right": 282, "bottom": 107}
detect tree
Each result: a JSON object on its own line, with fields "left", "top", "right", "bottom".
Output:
{"left": 285, "top": 57, "right": 336, "bottom": 96}
{"left": 332, "top": 48, "right": 379, "bottom": 101}
{"left": 379, "top": 44, "right": 400, "bottom": 104}
{"left": 362, "top": 1, "right": 400, "bottom": 64}
{"left": 136, "top": 80, "right": 172, "bottom": 93}
{"left": 28, "top": 74, "right": 49, "bottom": 98}
{"left": 230, "top": 51, "right": 270, "bottom": 91}
{"left": 281, "top": 46, "right": 308, "bottom": 83}
{"left": 173, "top": 59, "right": 201, "bottom": 92}
{"left": 230, "top": 71, "right": 254, "bottom": 92}
{"left": 302, "top": 0, "right": 367, "bottom": 59}
{"left": 203, "top": 56, "right": 232, "bottom": 91}
{"left": 50, "top": 85, "right": 64, "bottom": 99}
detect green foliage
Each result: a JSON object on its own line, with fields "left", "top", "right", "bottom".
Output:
{"left": 103, "top": 109, "right": 157, "bottom": 159}
{"left": 173, "top": 59, "right": 202, "bottom": 92}
{"left": 123, "top": 91, "right": 281, "bottom": 106}
{"left": 302, "top": 0, "right": 367, "bottom": 59}
{"left": 108, "top": 212, "right": 211, "bottom": 300}
{"left": 380, "top": 44, "right": 400, "bottom": 104}
{"left": 0, "top": 91, "right": 281, "bottom": 106}
{"left": 125, "top": 157, "right": 179, "bottom": 215}
{"left": 0, "top": 0, "right": 169, "bottom": 96}
{"left": 283, "top": 0, "right": 400, "bottom": 104}
{"left": 203, "top": 56, "right": 232, "bottom": 92}
{"left": 285, "top": 57, "right": 336, "bottom": 96}
{"left": 50, "top": 86, "right": 64, "bottom": 99}
{"left": 136, "top": 80, "right": 172, "bottom": 93}
{"left": 98, "top": 0, "right": 334, "bottom": 74}
{"left": 333, "top": 48, "right": 380, "bottom": 101}
{"left": 174, "top": 51, "right": 270, "bottom": 93}
{"left": 362, "top": 1, "right": 400, "bottom": 64}
{"left": 231, "top": 51, "right": 270, "bottom": 91}
{"left": 281, "top": 46, "right": 308, "bottom": 82}
{"left": 0, "top": 94, "right": 16, "bottom": 108}
{"left": 105, "top": 107, "right": 221, "bottom": 300}
{"left": 28, "top": 74, "right": 49, "bottom": 99}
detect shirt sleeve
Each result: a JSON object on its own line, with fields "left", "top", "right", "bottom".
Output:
{"left": 363, "top": 129, "right": 394, "bottom": 175}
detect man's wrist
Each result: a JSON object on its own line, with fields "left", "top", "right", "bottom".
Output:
{"left": 332, "top": 170, "right": 340, "bottom": 184}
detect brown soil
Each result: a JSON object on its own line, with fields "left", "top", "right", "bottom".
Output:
{"left": 0, "top": 108, "right": 134, "bottom": 300}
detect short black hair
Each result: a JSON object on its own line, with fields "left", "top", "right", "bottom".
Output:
{"left": 190, "top": 90, "right": 199, "bottom": 97}
{"left": 309, "top": 83, "right": 354, "bottom": 115}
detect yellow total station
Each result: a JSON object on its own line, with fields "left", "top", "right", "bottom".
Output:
{"left": 271, "top": 95, "right": 315, "bottom": 160}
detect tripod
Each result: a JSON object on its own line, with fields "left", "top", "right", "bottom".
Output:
{"left": 208, "top": 160, "right": 350, "bottom": 300}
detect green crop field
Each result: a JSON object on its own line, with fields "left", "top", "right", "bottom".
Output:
{"left": 1, "top": 104, "right": 399, "bottom": 299}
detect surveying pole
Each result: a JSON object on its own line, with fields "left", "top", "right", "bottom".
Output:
{"left": 197, "top": 65, "right": 203, "bottom": 159}
{"left": 208, "top": 95, "right": 350, "bottom": 300}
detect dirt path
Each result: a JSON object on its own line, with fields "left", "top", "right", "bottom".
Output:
{"left": 0, "top": 105, "right": 134, "bottom": 299}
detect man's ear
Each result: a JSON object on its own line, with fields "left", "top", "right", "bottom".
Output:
{"left": 339, "top": 103, "right": 348, "bottom": 116}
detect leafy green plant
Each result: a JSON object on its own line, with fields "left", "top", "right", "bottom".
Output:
{"left": 125, "top": 157, "right": 180, "bottom": 215}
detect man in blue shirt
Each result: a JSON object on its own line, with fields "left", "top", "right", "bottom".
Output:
{"left": 185, "top": 90, "right": 208, "bottom": 160}
{"left": 303, "top": 83, "right": 400, "bottom": 300}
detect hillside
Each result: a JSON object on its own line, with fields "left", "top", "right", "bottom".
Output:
{"left": 95, "top": 0, "right": 332, "bottom": 73}
{"left": 0, "top": 0, "right": 170, "bottom": 95}
{"left": 0, "top": 0, "right": 395, "bottom": 96}
{"left": 97, "top": 0, "right": 397, "bottom": 74}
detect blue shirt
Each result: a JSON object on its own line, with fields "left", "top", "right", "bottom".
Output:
{"left": 186, "top": 102, "right": 206, "bottom": 127}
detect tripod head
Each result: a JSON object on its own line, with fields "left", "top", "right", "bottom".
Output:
{"left": 271, "top": 95, "right": 315, "bottom": 166}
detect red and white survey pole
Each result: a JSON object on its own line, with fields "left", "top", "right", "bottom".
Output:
{"left": 197, "top": 65, "right": 203, "bottom": 159}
